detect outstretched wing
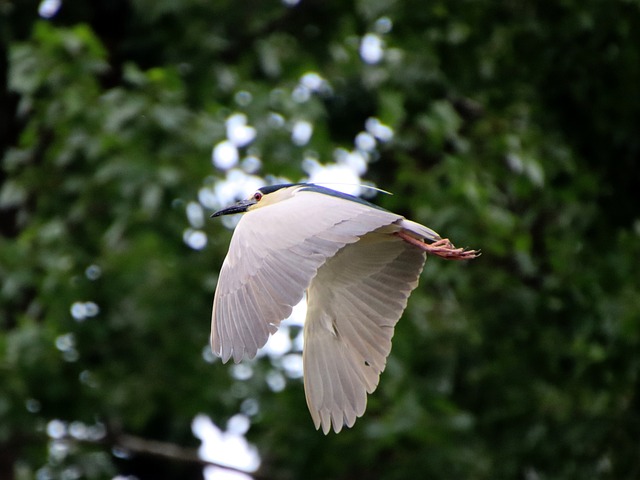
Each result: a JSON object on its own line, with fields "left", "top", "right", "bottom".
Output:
{"left": 303, "top": 229, "right": 426, "bottom": 433}
{"left": 211, "top": 190, "right": 402, "bottom": 363}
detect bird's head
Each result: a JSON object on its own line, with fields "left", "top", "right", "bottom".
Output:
{"left": 211, "top": 183, "right": 300, "bottom": 217}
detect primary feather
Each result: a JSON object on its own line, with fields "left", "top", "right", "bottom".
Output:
{"left": 303, "top": 228, "right": 425, "bottom": 433}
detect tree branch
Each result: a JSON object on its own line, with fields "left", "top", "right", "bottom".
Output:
{"left": 59, "top": 431, "right": 267, "bottom": 479}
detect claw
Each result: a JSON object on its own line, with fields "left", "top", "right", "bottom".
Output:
{"left": 395, "top": 232, "right": 479, "bottom": 260}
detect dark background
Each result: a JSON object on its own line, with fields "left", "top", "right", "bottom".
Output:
{"left": 1, "top": 0, "right": 639, "bottom": 478}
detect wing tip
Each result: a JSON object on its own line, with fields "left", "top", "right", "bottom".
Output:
{"left": 311, "top": 407, "right": 362, "bottom": 434}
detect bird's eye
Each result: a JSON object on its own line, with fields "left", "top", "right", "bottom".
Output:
{"left": 253, "top": 191, "right": 263, "bottom": 201}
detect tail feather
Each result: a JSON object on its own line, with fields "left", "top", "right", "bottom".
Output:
{"left": 397, "top": 218, "right": 441, "bottom": 244}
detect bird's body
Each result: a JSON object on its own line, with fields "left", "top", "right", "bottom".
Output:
{"left": 211, "top": 183, "right": 477, "bottom": 433}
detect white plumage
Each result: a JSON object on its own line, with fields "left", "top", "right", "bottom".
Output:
{"left": 211, "top": 183, "right": 477, "bottom": 433}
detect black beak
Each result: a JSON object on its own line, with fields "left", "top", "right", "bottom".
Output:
{"left": 211, "top": 198, "right": 256, "bottom": 218}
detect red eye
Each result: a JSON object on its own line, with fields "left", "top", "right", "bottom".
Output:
{"left": 253, "top": 191, "right": 263, "bottom": 201}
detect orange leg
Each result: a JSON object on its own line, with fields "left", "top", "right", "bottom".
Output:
{"left": 395, "top": 231, "right": 479, "bottom": 260}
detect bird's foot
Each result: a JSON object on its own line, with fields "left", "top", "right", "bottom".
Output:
{"left": 395, "top": 232, "right": 480, "bottom": 260}
{"left": 426, "top": 238, "right": 480, "bottom": 260}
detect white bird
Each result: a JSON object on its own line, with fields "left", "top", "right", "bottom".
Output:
{"left": 210, "top": 183, "right": 477, "bottom": 433}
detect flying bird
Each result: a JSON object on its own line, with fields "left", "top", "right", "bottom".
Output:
{"left": 210, "top": 183, "right": 478, "bottom": 433}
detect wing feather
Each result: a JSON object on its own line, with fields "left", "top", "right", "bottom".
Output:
{"left": 303, "top": 229, "right": 426, "bottom": 433}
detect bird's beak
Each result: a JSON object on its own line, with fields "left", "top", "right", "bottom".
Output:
{"left": 211, "top": 198, "right": 256, "bottom": 217}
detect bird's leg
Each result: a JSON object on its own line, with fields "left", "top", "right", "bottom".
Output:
{"left": 395, "top": 231, "right": 479, "bottom": 260}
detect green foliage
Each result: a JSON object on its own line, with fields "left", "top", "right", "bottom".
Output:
{"left": 2, "top": 1, "right": 639, "bottom": 479}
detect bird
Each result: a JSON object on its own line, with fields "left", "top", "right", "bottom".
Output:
{"left": 210, "top": 183, "right": 478, "bottom": 434}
